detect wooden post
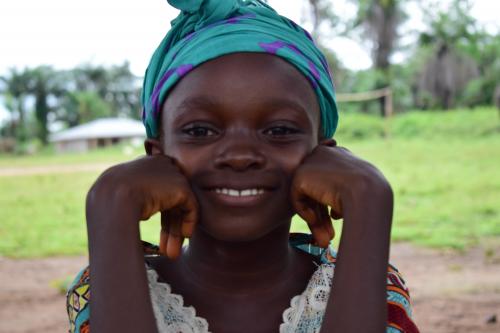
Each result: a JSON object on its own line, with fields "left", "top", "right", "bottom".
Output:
{"left": 384, "top": 88, "right": 393, "bottom": 138}
{"left": 335, "top": 87, "right": 394, "bottom": 137}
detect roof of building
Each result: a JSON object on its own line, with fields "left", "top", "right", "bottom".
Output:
{"left": 50, "top": 118, "right": 146, "bottom": 142}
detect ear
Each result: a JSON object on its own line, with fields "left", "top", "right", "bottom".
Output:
{"left": 319, "top": 138, "right": 337, "bottom": 147}
{"left": 144, "top": 138, "right": 163, "bottom": 156}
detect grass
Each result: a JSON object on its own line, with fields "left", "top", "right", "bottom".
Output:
{"left": 0, "top": 143, "right": 144, "bottom": 168}
{"left": 1, "top": 108, "right": 499, "bottom": 257}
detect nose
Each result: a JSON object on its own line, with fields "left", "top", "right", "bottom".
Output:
{"left": 213, "top": 134, "right": 266, "bottom": 171}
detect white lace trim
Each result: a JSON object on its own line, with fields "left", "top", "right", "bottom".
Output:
{"left": 147, "top": 263, "right": 334, "bottom": 333}
{"left": 147, "top": 268, "right": 210, "bottom": 333}
{"left": 280, "top": 264, "right": 334, "bottom": 333}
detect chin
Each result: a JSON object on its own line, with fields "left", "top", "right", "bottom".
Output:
{"left": 198, "top": 210, "right": 293, "bottom": 243}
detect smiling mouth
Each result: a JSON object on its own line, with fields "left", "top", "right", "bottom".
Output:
{"left": 212, "top": 188, "right": 266, "bottom": 197}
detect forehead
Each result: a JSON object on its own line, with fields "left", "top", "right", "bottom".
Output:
{"left": 162, "top": 53, "right": 320, "bottom": 126}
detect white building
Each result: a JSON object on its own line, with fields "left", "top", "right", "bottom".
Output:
{"left": 50, "top": 118, "right": 146, "bottom": 153}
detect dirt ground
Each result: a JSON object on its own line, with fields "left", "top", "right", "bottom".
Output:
{"left": 1, "top": 242, "right": 499, "bottom": 333}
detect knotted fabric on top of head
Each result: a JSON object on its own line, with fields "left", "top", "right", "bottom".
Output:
{"left": 142, "top": 0, "right": 338, "bottom": 138}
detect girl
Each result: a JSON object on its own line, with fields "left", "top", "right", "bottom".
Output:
{"left": 67, "top": 1, "right": 418, "bottom": 332}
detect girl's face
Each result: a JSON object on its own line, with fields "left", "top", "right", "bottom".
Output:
{"left": 158, "top": 53, "right": 320, "bottom": 242}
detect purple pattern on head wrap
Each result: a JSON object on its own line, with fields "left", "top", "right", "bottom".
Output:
{"left": 286, "top": 43, "right": 303, "bottom": 57}
{"left": 184, "top": 31, "right": 197, "bottom": 42}
{"left": 176, "top": 64, "right": 194, "bottom": 77}
{"left": 308, "top": 61, "right": 320, "bottom": 81}
{"left": 151, "top": 68, "right": 176, "bottom": 117}
{"left": 306, "top": 74, "right": 319, "bottom": 89}
{"left": 150, "top": 64, "right": 194, "bottom": 117}
{"left": 227, "top": 13, "right": 256, "bottom": 24}
{"left": 258, "top": 41, "right": 286, "bottom": 55}
{"left": 259, "top": 41, "right": 306, "bottom": 59}
{"left": 259, "top": 41, "right": 321, "bottom": 90}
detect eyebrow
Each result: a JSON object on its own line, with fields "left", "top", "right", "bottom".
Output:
{"left": 175, "top": 96, "right": 220, "bottom": 115}
{"left": 175, "top": 95, "right": 309, "bottom": 115}
{"left": 262, "top": 98, "right": 309, "bottom": 117}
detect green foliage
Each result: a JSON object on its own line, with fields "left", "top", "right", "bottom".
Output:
{"left": 413, "top": 0, "right": 497, "bottom": 109}
{"left": 306, "top": 0, "right": 341, "bottom": 39}
{"left": 0, "top": 62, "right": 141, "bottom": 149}
{"left": 419, "top": 0, "right": 478, "bottom": 49}
{"left": 61, "top": 91, "right": 113, "bottom": 127}
{"left": 335, "top": 107, "right": 499, "bottom": 141}
{"left": 0, "top": 109, "right": 499, "bottom": 257}
{"left": 459, "top": 33, "right": 500, "bottom": 106}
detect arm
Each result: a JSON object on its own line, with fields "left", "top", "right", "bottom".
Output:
{"left": 85, "top": 156, "right": 198, "bottom": 332}
{"left": 292, "top": 143, "right": 393, "bottom": 333}
{"left": 320, "top": 177, "right": 392, "bottom": 333}
{"left": 87, "top": 183, "right": 158, "bottom": 332}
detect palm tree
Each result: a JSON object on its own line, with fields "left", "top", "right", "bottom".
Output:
{"left": 415, "top": 0, "right": 481, "bottom": 109}
{"left": 0, "top": 68, "right": 31, "bottom": 142}
{"left": 351, "top": 0, "right": 407, "bottom": 115}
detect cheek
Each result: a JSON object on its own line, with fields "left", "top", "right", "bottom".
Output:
{"left": 165, "top": 150, "right": 196, "bottom": 177}
{"left": 273, "top": 141, "right": 316, "bottom": 175}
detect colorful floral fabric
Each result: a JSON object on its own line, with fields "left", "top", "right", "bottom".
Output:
{"left": 66, "top": 234, "right": 419, "bottom": 332}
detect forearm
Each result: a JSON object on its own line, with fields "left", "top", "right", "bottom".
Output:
{"left": 320, "top": 181, "right": 393, "bottom": 333}
{"left": 87, "top": 188, "right": 158, "bottom": 333}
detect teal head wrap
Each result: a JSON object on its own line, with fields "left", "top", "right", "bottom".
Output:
{"left": 142, "top": 0, "right": 338, "bottom": 138}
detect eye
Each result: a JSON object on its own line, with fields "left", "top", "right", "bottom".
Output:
{"left": 263, "top": 125, "right": 300, "bottom": 137}
{"left": 181, "top": 124, "right": 218, "bottom": 137}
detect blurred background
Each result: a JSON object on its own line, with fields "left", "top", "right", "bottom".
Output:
{"left": 0, "top": 0, "right": 499, "bottom": 332}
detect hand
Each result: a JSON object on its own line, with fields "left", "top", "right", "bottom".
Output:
{"left": 87, "top": 155, "right": 198, "bottom": 259}
{"left": 291, "top": 140, "right": 392, "bottom": 248}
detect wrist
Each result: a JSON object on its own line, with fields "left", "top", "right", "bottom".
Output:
{"left": 342, "top": 172, "right": 393, "bottom": 217}
{"left": 86, "top": 178, "right": 143, "bottom": 230}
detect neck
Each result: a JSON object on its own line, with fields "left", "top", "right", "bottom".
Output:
{"left": 181, "top": 222, "right": 296, "bottom": 293}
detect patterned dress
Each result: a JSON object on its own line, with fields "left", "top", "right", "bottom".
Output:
{"left": 66, "top": 233, "right": 419, "bottom": 332}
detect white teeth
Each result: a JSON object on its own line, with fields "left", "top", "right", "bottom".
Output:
{"left": 213, "top": 188, "right": 265, "bottom": 197}
{"left": 240, "top": 189, "right": 252, "bottom": 196}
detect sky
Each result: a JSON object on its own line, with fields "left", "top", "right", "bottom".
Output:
{"left": 0, "top": 0, "right": 498, "bottom": 122}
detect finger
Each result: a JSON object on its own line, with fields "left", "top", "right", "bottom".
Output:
{"left": 319, "top": 138, "right": 337, "bottom": 147}
{"left": 159, "top": 229, "right": 168, "bottom": 256}
{"left": 292, "top": 194, "right": 319, "bottom": 227}
{"left": 330, "top": 198, "right": 344, "bottom": 220}
{"left": 166, "top": 220, "right": 183, "bottom": 259}
{"left": 312, "top": 204, "right": 333, "bottom": 248}
{"left": 165, "top": 190, "right": 198, "bottom": 238}
{"left": 291, "top": 183, "right": 319, "bottom": 225}
{"left": 293, "top": 192, "right": 330, "bottom": 247}
{"left": 159, "top": 212, "right": 169, "bottom": 256}
{"left": 180, "top": 192, "right": 198, "bottom": 237}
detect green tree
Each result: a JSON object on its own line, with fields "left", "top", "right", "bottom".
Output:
{"left": 71, "top": 62, "right": 141, "bottom": 119}
{"left": 349, "top": 0, "right": 408, "bottom": 115}
{"left": 306, "top": 0, "right": 340, "bottom": 39}
{"left": 27, "top": 66, "right": 66, "bottom": 144}
{"left": 0, "top": 68, "right": 31, "bottom": 142}
{"left": 60, "top": 91, "right": 113, "bottom": 127}
{"left": 414, "top": 0, "right": 483, "bottom": 109}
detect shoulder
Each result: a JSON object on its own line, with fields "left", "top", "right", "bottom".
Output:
{"left": 386, "top": 264, "right": 419, "bottom": 333}
{"left": 289, "top": 233, "right": 419, "bottom": 333}
{"left": 66, "top": 266, "right": 90, "bottom": 333}
{"left": 66, "top": 242, "right": 162, "bottom": 332}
